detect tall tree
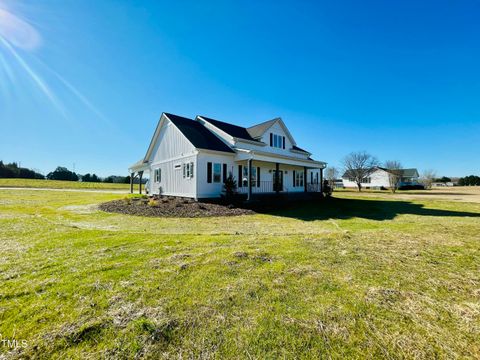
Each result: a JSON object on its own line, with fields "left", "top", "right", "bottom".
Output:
{"left": 46, "top": 167, "right": 78, "bottom": 181}
{"left": 384, "top": 160, "right": 403, "bottom": 193}
{"left": 325, "top": 166, "right": 339, "bottom": 189}
{"left": 419, "top": 169, "right": 436, "bottom": 189}
{"left": 342, "top": 151, "right": 379, "bottom": 192}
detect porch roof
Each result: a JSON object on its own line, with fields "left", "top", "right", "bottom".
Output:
{"left": 128, "top": 159, "right": 149, "bottom": 173}
{"left": 235, "top": 149, "right": 326, "bottom": 168}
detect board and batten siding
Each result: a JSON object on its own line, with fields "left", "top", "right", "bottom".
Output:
{"left": 235, "top": 122, "right": 310, "bottom": 160}
{"left": 148, "top": 119, "right": 198, "bottom": 197}
{"left": 196, "top": 151, "right": 235, "bottom": 198}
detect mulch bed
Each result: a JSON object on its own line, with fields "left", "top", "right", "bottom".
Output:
{"left": 99, "top": 196, "right": 255, "bottom": 218}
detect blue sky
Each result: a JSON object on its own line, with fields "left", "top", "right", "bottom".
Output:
{"left": 0, "top": 0, "right": 479, "bottom": 177}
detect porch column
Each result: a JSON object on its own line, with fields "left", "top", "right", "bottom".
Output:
{"left": 320, "top": 167, "right": 324, "bottom": 195}
{"left": 139, "top": 171, "right": 143, "bottom": 194}
{"left": 304, "top": 167, "right": 307, "bottom": 192}
{"left": 247, "top": 159, "right": 252, "bottom": 201}
{"left": 130, "top": 172, "right": 134, "bottom": 193}
{"left": 275, "top": 162, "right": 280, "bottom": 194}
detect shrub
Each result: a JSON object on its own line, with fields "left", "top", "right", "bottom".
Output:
{"left": 322, "top": 180, "right": 332, "bottom": 197}
{"left": 148, "top": 198, "right": 159, "bottom": 207}
{"left": 222, "top": 174, "right": 237, "bottom": 198}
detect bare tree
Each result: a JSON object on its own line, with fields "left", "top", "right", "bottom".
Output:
{"left": 384, "top": 160, "right": 403, "bottom": 193}
{"left": 419, "top": 169, "right": 436, "bottom": 189}
{"left": 342, "top": 151, "right": 379, "bottom": 192}
{"left": 325, "top": 166, "right": 339, "bottom": 189}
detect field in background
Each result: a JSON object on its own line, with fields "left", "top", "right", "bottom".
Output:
{"left": 0, "top": 178, "right": 138, "bottom": 191}
{"left": 0, "top": 187, "right": 479, "bottom": 358}
{"left": 337, "top": 186, "right": 480, "bottom": 203}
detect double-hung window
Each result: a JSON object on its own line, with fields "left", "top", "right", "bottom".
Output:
{"left": 154, "top": 168, "right": 161, "bottom": 183}
{"left": 242, "top": 166, "right": 257, "bottom": 187}
{"left": 270, "top": 133, "right": 285, "bottom": 149}
{"left": 295, "top": 171, "right": 304, "bottom": 187}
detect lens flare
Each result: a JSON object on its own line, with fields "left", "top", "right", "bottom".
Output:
{"left": 0, "top": 7, "right": 42, "bottom": 50}
{"left": 0, "top": 1, "right": 109, "bottom": 125}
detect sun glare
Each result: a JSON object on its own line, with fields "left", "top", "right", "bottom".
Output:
{"left": 0, "top": 1, "right": 108, "bottom": 124}
{"left": 0, "top": 6, "right": 41, "bottom": 50}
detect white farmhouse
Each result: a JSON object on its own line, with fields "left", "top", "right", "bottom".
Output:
{"left": 342, "top": 167, "right": 420, "bottom": 189}
{"left": 129, "top": 113, "right": 327, "bottom": 199}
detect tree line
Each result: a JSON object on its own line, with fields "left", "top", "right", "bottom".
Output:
{"left": 0, "top": 161, "right": 131, "bottom": 183}
{"left": 0, "top": 161, "right": 44, "bottom": 179}
{"left": 458, "top": 175, "right": 480, "bottom": 186}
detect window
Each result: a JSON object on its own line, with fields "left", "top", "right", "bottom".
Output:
{"left": 174, "top": 164, "right": 181, "bottom": 170}
{"left": 295, "top": 171, "right": 304, "bottom": 187}
{"left": 361, "top": 177, "right": 371, "bottom": 184}
{"left": 213, "top": 163, "right": 221, "bottom": 183}
{"left": 154, "top": 168, "right": 161, "bottom": 183}
{"left": 270, "top": 133, "right": 285, "bottom": 149}
{"left": 183, "top": 162, "right": 194, "bottom": 179}
{"left": 242, "top": 166, "right": 257, "bottom": 187}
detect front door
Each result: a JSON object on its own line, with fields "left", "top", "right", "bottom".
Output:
{"left": 273, "top": 170, "right": 283, "bottom": 192}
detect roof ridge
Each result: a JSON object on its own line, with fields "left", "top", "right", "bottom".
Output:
{"left": 198, "top": 115, "right": 248, "bottom": 129}
{"left": 246, "top": 117, "right": 278, "bottom": 130}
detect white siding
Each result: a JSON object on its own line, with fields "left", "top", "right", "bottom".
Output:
{"left": 342, "top": 169, "right": 390, "bottom": 188}
{"left": 196, "top": 151, "right": 235, "bottom": 198}
{"left": 148, "top": 120, "right": 198, "bottom": 197}
{"left": 237, "top": 122, "right": 310, "bottom": 160}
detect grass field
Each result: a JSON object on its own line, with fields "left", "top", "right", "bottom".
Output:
{"left": 0, "top": 178, "right": 138, "bottom": 191}
{"left": 1, "top": 186, "right": 479, "bottom": 358}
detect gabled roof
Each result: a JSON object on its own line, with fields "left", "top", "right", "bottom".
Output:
{"left": 197, "top": 116, "right": 258, "bottom": 142}
{"left": 199, "top": 115, "right": 299, "bottom": 148}
{"left": 246, "top": 119, "right": 277, "bottom": 139}
{"left": 248, "top": 117, "right": 297, "bottom": 146}
{"left": 165, "top": 113, "right": 235, "bottom": 153}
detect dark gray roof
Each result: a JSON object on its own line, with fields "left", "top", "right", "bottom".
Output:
{"left": 246, "top": 119, "right": 277, "bottom": 139}
{"left": 165, "top": 113, "right": 234, "bottom": 153}
{"left": 199, "top": 116, "right": 258, "bottom": 142}
{"left": 378, "top": 167, "right": 418, "bottom": 177}
{"left": 291, "top": 145, "right": 310, "bottom": 153}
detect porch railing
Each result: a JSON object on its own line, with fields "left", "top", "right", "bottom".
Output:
{"left": 236, "top": 181, "right": 322, "bottom": 193}
{"left": 237, "top": 181, "right": 285, "bottom": 194}
{"left": 307, "top": 183, "right": 322, "bottom": 192}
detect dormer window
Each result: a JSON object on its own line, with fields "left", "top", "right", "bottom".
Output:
{"left": 270, "top": 133, "right": 285, "bottom": 149}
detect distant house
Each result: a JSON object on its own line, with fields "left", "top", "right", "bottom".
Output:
{"left": 129, "top": 113, "right": 327, "bottom": 199}
{"left": 432, "top": 182, "right": 455, "bottom": 187}
{"left": 333, "top": 179, "right": 345, "bottom": 189}
{"left": 342, "top": 167, "right": 419, "bottom": 189}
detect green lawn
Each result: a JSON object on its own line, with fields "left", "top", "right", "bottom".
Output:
{"left": 1, "top": 189, "right": 479, "bottom": 359}
{"left": 0, "top": 178, "right": 138, "bottom": 191}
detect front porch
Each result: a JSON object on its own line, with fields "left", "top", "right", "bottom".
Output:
{"left": 128, "top": 160, "right": 150, "bottom": 194}
{"left": 234, "top": 156, "right": 326, "bottom": 200}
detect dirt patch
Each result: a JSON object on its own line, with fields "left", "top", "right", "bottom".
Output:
{"left": 99, "top": 197, "right": 255, "bottom": 218}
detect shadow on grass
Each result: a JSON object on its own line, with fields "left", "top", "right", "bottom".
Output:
{"left": 263, "top": 197, "right": 480, "bottom": 221}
